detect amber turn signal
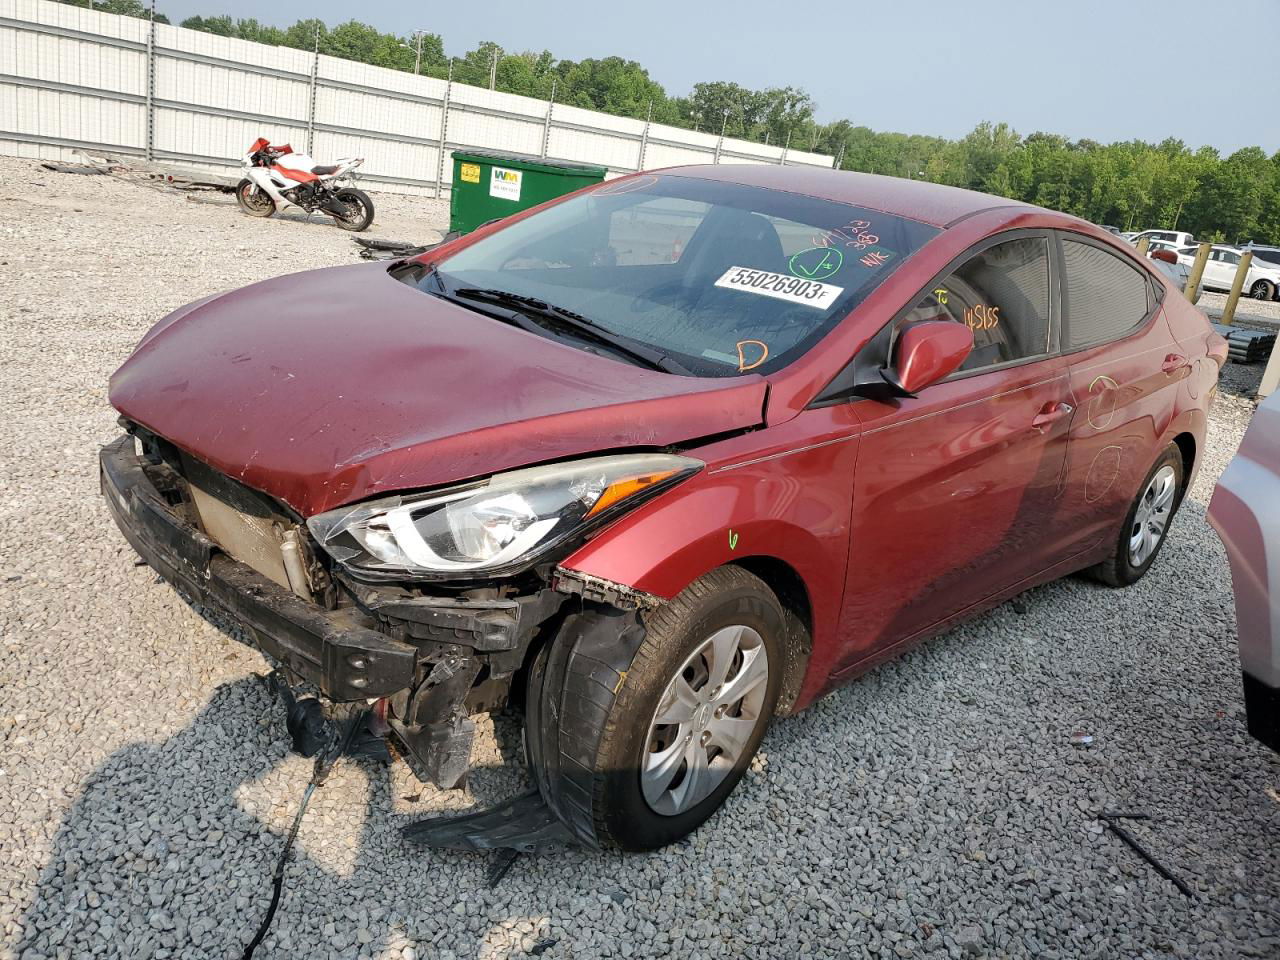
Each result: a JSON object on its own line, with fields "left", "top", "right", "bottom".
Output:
{"left": 586, "top": 469, "right": 682, "bottom": 518}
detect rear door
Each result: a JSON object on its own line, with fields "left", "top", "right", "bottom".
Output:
{"left": 1054, "top": 234, "right": 1185, "bottom": 556}
{"left": 1203, "top": 249, "right": 1234, "bottom": 289}
{"left": 837, "top": 233, "right": 1073, "bottom": 668}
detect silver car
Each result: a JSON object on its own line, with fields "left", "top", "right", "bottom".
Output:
{"left": 1208, "top": 392, "right": 1280, "bottom": 753}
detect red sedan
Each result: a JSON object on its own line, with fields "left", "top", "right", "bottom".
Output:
{"left": 101, "top": 166, "right": 1226, "bottom": 851}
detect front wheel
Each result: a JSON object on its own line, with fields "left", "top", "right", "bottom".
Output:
{"left": 1250, "top": 279, "right": 1275, "bottom": 301}
{"left": 544, "top": 567, "right": 784, "bottom": 851}
{"left": 332, "top": 188, "right": 375, "bottom": 232}
{"left": 236, "top": 178, "right": 274, "bottom": 217}
{"left": 1090, "top": 444, "right": 1184, "bottom": 587}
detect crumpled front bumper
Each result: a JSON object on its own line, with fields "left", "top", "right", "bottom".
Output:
{"left": 99, "top": 434, "right": 417, "bottom": 701}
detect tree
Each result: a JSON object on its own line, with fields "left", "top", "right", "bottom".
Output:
{"left": 179, "top": 15, "right": 234, "bottom": 35}
{"left": 234, "top": 19, "right": 286, "bottom": 46}
{"left": 495, "top": 50, "right": 556, "bottom": 98}
{"left": 280, "top": 18, "right": 326, "bottom": 52}
{"left": 453, "top": 41, "right": 505, "bottom": 88}
{"left": 683, "top": 82, "right": 767, "bottom": 137}
{"left": 555, "top": 57, "right": 669, "bottom": 121}
{"left": 58, "top": 0, "right": 168, "bottom": 22}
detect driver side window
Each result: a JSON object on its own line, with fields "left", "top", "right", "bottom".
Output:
{"left": 899, "top": 237, "right": 1052, "bottom": 372}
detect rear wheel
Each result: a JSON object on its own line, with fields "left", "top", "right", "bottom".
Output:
{"left": 1091, "top": 444, "right": 1184, "bottom": 587}
{"left": 1250, "top": 279, "right": 1275, "bottom": 301}
{"left": 332, "top": 188, "right": 375, "bottom": 232}
{"left": 539, "top": 567, "right": 784, "bottom": 851}
{"left": 235, "top": 178, "right": 274, "bottom": 217}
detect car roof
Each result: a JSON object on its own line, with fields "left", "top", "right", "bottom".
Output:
{"left": 659, "top": 164, "right": 1044, "bottom": 228}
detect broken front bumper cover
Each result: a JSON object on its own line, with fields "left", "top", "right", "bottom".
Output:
{"left": 101, "top": 434, "right": 653, "bottom": 853}
{"left": 99, "top": 435, "right": 416, "bottom": 701}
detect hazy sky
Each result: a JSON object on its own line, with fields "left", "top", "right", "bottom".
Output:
{"left": 155, "top": 0, "right": 1279, "bottom": 154}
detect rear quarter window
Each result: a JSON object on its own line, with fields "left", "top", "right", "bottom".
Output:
{"left": 1062, "top": 239, "right": 1151, "bottom": 349}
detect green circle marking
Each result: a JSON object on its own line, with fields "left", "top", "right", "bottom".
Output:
{"left": 788, "top": 246, "right": 843, "bottom": 281}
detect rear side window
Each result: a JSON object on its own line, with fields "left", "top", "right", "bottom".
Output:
{"left": 899, "top": 237, "right": 1051, "bottom": 372}
{"left": 1062, "top": 240, "right": 1150, "bottom": 349}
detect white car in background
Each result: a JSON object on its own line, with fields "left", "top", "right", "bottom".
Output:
{"left": 1169, "top": 245, "right": 1280, "bottom": 301}
{"left": 1240, "top": 243, "right": 1280, "bottom": 271}
{"left": 1129, "top": 229, "right": 1196, "bottom": 249}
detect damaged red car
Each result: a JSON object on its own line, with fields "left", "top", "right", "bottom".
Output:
{"left": 101, "top": 166, "right": 1225, "bottom": 852}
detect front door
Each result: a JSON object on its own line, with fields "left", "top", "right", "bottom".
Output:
{"left": 836, "top": 234, "right": 1073, "bottom": 670}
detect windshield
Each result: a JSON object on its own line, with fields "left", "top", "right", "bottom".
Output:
{"left": 412, "top": 174, "right": 938, "bottom": 377}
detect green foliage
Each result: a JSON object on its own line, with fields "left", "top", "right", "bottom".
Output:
{"left": 56, "top": 0, "right": 168, "bottom": 22}
{"left": 557, "top": 57, "right": 668, "bottom": 119}
{"left": 66, "top": 2, "right": 1280, "bottom": 243}
{"left": 824, "top": 123, "right": 1280, "bottom": 243}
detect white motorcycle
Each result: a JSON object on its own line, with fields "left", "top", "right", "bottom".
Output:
{"left": 236, "top": 138, "right": 375, "bottom": 232}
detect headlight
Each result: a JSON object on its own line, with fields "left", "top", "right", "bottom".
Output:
{"left": 307, "top": 454, "right": 702, "bottom": 579}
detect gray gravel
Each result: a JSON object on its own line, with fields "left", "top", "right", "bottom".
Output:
{"left": 1198, "top": 289, "right": 1280, "bottom": 328}
{"left": 2, "top": 154, "right": 1278, "bottom": 960}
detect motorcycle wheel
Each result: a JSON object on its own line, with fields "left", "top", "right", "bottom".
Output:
{"left": 236, "top": 179, "right": 275, "bottom": 217}
{"left": 332, "top": 188, "right": 375, "bottom": 232}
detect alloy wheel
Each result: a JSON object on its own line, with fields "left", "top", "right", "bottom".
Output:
{"left": 1128, "top": 465, "right": 1177, "bottom": 567}
{"left": 641, "top": 624, "right": 770, "bottom": 816}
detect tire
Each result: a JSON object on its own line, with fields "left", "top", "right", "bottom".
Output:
{"left": 1250, "top": 279, "right": 1274, "bottom": 301}
{"left": 1091, "top": 444, "right": 1184, "bottom": 587}
{"left": 235, "top": 178, "right": 274, "bottom": 217}
{"left": 532, "top": 567, "right": 785, "bottom": 851}
{"left": 332, "top": 188, "right": 375, "bottom": 232}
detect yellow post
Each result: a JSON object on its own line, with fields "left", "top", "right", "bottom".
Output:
{"left": 1135, "top": 236, "right": 1151, "bottom": 258}
{"left": 1184, "top": 242, "right": 1212, "bottom": 303}
{"left": 1220, "top": 251, "right": 1254, "bottom": 326}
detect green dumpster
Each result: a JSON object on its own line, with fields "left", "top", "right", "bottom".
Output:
{"left": 448, "top": 151, "right": 608, "bottom": 235}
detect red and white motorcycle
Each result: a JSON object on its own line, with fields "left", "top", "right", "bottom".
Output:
{"left": 236, "top": 138, "right": 375, "bottom": 232}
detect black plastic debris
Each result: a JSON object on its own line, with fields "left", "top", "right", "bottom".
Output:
{"left": 241, "top": 707, "right": 369, "bottom": 959}
{"left": 485, "top": 848, "right": 521, "bottom": 888}
{"left": 1212, "top": 322, "right": 1277, "bottom": 364}
{"left": 39, "top": 162, "right": 105, "bottom": 176}
{"left": 1097, "top": 811, "right": 1194, "bottom": 897}
{"left": 353, "top": 236, "right": 437, "bottom": 261}
{"left": 401, "top": 787, "right": 575, "bottom": 853}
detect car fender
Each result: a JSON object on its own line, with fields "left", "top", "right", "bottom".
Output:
{"left": 558, "top": 432, "right": 861, "bottom": 709}
{"left": 1158, "top": 404, "right": 1207, "bottom": 491}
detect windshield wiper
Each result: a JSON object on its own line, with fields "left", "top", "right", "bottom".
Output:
{"left": 450, "top": 287, "right": 690, "bottom": 374}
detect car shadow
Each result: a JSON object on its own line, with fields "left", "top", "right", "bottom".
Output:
{"left": 9, "top": 673, "right": 550, "bottom": 959}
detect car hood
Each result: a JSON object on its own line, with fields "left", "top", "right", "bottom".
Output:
{"left": 109, "top": 263, "right": 767, "bottom": 516}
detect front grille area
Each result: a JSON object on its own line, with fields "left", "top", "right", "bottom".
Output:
{"left": 181, "top": 453, "right": 294, "bottom": 589}
{"left": 128, "top": 424, "right": 321, "bottom": 599}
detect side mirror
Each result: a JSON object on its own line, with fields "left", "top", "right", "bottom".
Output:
{"left": 882, "top": 320, "right": 975, "bottom": 397}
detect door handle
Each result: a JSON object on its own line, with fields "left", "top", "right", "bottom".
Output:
{"left": 1162, "top": 353, "right": 1189, "bottom": 374}
{"left": 1032, "top": 402, "right": 1074, "bottom": 430}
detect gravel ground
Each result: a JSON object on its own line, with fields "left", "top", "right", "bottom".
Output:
{"left": 1197, "top": 289, "right": 1280, "bottom": 329}
{"left": 1, "top": 154, "right": 1278, "bottom": 960}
